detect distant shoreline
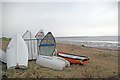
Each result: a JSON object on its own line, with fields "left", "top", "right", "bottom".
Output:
{"left": 55, "top": 36, "right": 118, "bottom": 38}
{"left": 56, "top": 36, "right": 118, "bottom": 51}
{"left": 56, "top": 42, "right": 119, "bottom": 51}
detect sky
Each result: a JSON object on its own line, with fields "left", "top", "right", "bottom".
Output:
{"left": 1, "top": 1, "right": 119, "bottom": 37}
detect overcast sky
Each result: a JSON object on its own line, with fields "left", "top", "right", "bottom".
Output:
{"left": 2, "top": 1, "right": 118, "bottom": 37}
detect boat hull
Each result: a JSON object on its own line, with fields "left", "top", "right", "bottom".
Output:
{"left": 58, "top": 52, "right": 90, "bottom": 64}
{"left": 22, "top": 30, "right": 38, "bottom": 60}
{"left": 36, "top": 55, "right": 70, "bottom": 70}
{"left": 7, "top": 34, "right": 28, "bottom": 69}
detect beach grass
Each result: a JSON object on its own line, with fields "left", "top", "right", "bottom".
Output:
{"left": 1, "top": 40, "right": 118, "bottom": 78}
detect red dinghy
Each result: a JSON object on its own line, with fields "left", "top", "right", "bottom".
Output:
{"left": 57, "top": 52, "right": 90, "bottom": 65}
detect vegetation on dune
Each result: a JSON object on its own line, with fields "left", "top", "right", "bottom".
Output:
{"left": 1, "top": 37, "right": 11, "bottom": 51}
{"left": 1, "top": 37, "right": 11, "bottom": 41}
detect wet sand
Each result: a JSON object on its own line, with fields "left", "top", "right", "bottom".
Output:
{"left": 1, "top": 42, "right": 118, "bottom": 78}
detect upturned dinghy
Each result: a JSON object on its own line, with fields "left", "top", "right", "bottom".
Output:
{"left": 36, "top": 55, "right": 70, "bottom": 70}
{"left": 58, "top": 52, "right": 90, "bottom": 64}
{"left": 38, "top": 32, "right": 56, "bottom": 56}
{"left": 7, "top": 34, "right": 28, "bottom": 69}
{"left": 36, "top": 32, "right": 70, "bottom": 70}
{"left": 22, "top": 30, "right": 37, "bottom": 60}
{"left": 35, "top": 29, "right": 44, "bottom": 39}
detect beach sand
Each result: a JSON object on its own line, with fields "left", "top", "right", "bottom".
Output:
{"left": 1, "top": 41, "right": 118, "bottom": 78}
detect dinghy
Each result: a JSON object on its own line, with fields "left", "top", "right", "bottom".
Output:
{"left": 22, "top": 30, "right": 37, "bottom": 60}
{"left": 39, "top": 32, "right": 56, "bottom": 56}
{"left": 36, "top": 32, "right": 70, "bottom": 70}
{"left": 0, "top": 50, "right": 6, "bottom": 63}
{"left": 36, "top": 55, "right": 70, "bottom": 70}
{"left": 35, "top": 29, "right": 45, "bottom": 55}
{"left": 35, "top": 29, "right": 44, "bottom": 39}
{"left": 58, "top": 52, "right": 90, "bottom": 64}
{"left": 7, "top": 34, "right": 28, "bottom": 69}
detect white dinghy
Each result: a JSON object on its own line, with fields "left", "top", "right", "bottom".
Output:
{"left": 36, "top": 32, "right": 70, "bottom": 70}
{"left": 35, "top": 29, "right": 44, "bottom": 39}
{"left": 22, "top": 30, "right": 37, "bottom": 60}
{"left": 7, "top": 34, "right": 28, "bottom": 69}
{"left": 0, "top": 50, "right": 6, "bottom": 63}
{"left": 36, "top": 55, "right": 70, "bottom": 70}
{"left": 35, "top": 29, "right": 45, "bottom": 55}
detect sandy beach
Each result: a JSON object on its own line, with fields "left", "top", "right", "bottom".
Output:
{"left": 1, "top": 41, "right": 118, "bottom": 78}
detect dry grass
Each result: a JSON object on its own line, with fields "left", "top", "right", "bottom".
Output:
{"left": 1, "top": 41, "right": 118, "bottom": 78}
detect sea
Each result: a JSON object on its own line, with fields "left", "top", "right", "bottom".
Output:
{"left": 56, "top": 36, "right": 119, "bottom": 50}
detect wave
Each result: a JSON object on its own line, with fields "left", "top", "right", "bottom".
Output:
{"left": 56, "top": 37, "right": 118, "bottom": 50}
